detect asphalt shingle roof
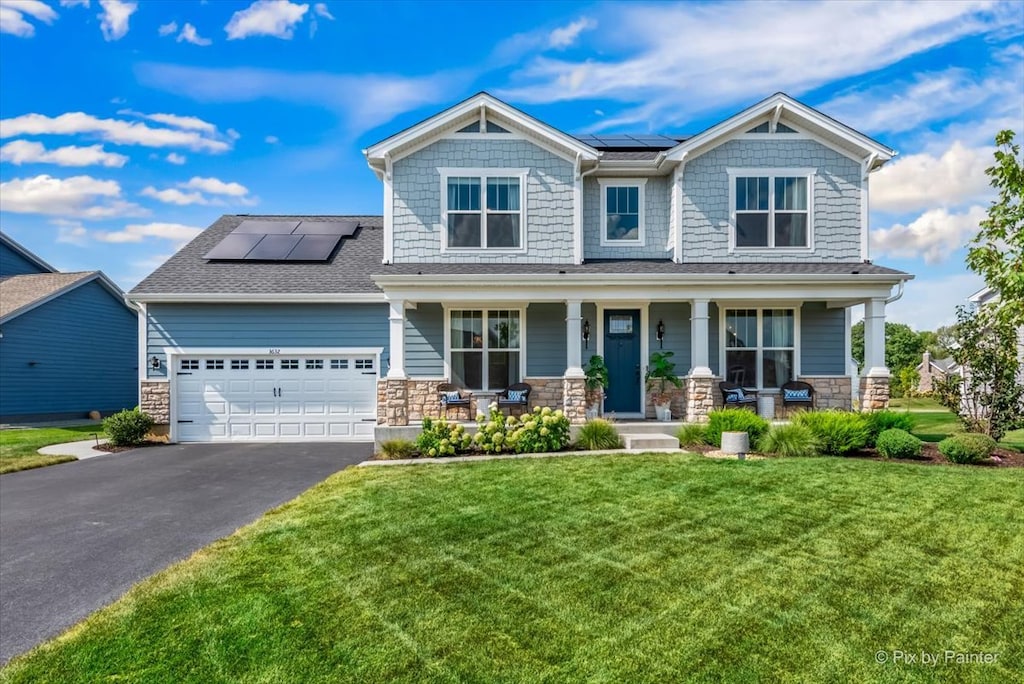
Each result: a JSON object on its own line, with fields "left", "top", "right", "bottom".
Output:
{"left": 0, "top": 272, "right": 96, "bottom": 319}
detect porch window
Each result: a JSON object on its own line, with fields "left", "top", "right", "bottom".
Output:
{"left": 730, "top": 170, "right": 812, "bottom": 249}
{"left": 599, "top": 179, "right": 646, "bottom": 245}
{"left": 443, "top": 171, "right": 525, "bottom": 250}
{"left": 724, "top": 308, "right": 795, "bottom": 389}
{"left": 449, "top": 309, "right": 521, "bottom": 390}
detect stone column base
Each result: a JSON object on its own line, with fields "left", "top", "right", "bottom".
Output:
{"left": 797, "top": 376, "right": 853, "bottom": 411}
{"left": 685, "top": 376, "right": 717, "bottom": 422}
{"left": 140, "top": 381, "right": 170, "bottom": 425}
{"left": 377, "top": 378, "right": 409, "bottom": 426}
{"left": 563, "top": 377, "right": 587, "bottom": 425}
{"left": 859, "top": 375, "right": 890, "bottom": 412}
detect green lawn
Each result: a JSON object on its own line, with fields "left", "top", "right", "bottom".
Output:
{"left": 889, "top": 397, "right": 1024, "bottom": 451}
{"left": 3, "top": 455, "right": 1021, "bottom": 683}
{"left": 0, "top": 425, "right": 103, "bottom": 474}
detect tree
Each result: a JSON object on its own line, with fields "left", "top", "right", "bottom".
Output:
{"left": 966, "top": 130, "right": 1023, "bottom": 326}
{"left": 850, "top": 321, "right": 926, "bottom": 373}
{"left": 917, "top": 326, "right": 955, "bottom": 360}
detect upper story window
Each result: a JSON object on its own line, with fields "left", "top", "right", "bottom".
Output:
{"left": 599, "top": 178, "right": 646, "bottom": 246}
{"left": 441, "top": 169, "right": 527, "bottom": 251}
{"left": 728, "top": 168, "right": 814, "bottom": 250}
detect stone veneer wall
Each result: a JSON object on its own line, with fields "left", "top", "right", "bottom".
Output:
{"left": 141, "top": 381, "right": 170, "bottom": 424}
{"left": 859, "top": 376, "right": 890, "bottom": 412}
{"left": 797, "top": 376, "right": 852, "bottom": 411}
{"left": 684, "top": 376, "right": 723, "bottom": 422}
{"left": 563, "top": 377, "right": 587, "bottom": 424}
{"left": 378, "top": 377, "right": 567, "bottom": 426}
{"left": 644, "top": 386, "right": 686, "bottom": 420}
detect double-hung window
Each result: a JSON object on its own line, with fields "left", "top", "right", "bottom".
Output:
{"left": 449, "top": 309, "right": 521, "bottom": 390}
{"left": 724, "top": 308, "right": 796, "bottom": 389}
{"left": 443, "top": 170, "right": 527, "bottom": 250}
{"left": 730, "top": 169, "right": 813, "bottom": 249}
{"left": 599, "top": 179, "right": 646, "bottom": 245}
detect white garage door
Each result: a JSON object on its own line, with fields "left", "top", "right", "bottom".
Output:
{"left": 174, "top": 354, "right": 377, "bottom": 442}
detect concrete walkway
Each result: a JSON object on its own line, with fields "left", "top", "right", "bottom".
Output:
{"left": 37, "top": 438, "right": 110, "bottom": 460}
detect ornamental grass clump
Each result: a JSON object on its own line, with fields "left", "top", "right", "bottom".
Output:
{"left": 757, "top": 423, "right": 820, "bottom": 457}
{"left": 576, "top": 419, "right": 622, "bottom": 450}
{"left": 676, "top": 423, "right": 708, "bottom": 448}
{"left": 938, "top": 433, "right": 997, "bottom": 464}
{"left": 793, "top": 410, "right": 869, "bottom": 456}
{"left": 875, "top": 428, "right": 922, "bottom": 460}
{"left": 379, "top": 439, "right": 416, "bottom": 460}
{"left": 865, "top": 410, "right": 915, "bottom": 447}
{"left": 416, "top": 417, "right": 472, "bottom": 458}
{"left": 705, "top": 408, "right": 770, "bottom": 448}
{"left": 103, "top": 408, "right": 154, "bottom": 447}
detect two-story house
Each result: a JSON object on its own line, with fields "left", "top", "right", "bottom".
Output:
{"left": 130, "top": 92, "right": 912, "bottom": 443}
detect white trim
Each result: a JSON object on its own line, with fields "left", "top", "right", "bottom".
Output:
{"left": 671, "top": 157, "right": 686, "bottom": 263}
{"left": 443, "top": 306, "right": 526, "bottom": 391}
{"left": 573, "top": 154, "right": 583, "bottom": 265}
{"left": 439, "top": 168, "right": 529, "bottom": 254}
{"left": 860, "top": 153, "right": 877, "bottom": 261}
{"left": 598, "top": 178, "right": 648, "bottom": 247}
{"left": 718, "top": 306, "right": 802, "bottom": 390}
{"left": 383, "top": 153, "right": 394, "bottom": 264}
{"left": 727, "top": 168, "right": 816, "bottom": 253}
{"left": 130, "top": 292, "right": 387, "bottom": 304}
{"left": 138, "top": 303, "right": 149, "bottom": 392}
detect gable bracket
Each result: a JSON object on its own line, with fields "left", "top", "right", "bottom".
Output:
{"left": 770, "top": 103, "right": 783, "bottom": 133}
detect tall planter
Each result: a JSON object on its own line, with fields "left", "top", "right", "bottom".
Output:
{"left": 584, "top": 355, "right": 609, "bottom": 420}
{"left": 645, "top": 351, "right": 683, "bottom": 421}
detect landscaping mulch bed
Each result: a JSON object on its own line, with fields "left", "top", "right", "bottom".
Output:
{"left": 95, "top": 441, "right": 166, "bottom": 454}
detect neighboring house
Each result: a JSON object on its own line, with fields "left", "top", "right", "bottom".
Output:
{"left": 916, "top": 351, "right": 956, "bottom": 394}
{"left": 968, "top": 286, "right": 1024, "bottom": 384}
{"left": 0, "top": 233, "right": 138, "bottom": 422}
{"left": 130, "top": 92, "right": 913, "bottom": 443}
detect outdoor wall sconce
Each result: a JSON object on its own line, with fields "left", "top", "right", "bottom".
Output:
{"left": 582, "top": 319, "right": 591, "bottom": 349}
{"left": 150, "top": 356, "right": 161, "bottom": 370}
{"left": 656, "top": 319, "right": 666, "bottom": 348}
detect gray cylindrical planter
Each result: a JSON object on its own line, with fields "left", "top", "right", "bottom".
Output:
{"left": 721, "top": 431, "right": 750, "bottom": 460}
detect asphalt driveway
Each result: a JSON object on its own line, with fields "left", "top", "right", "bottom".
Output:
{"left": 0, "top": 442, "right": 370, "bottom": 664}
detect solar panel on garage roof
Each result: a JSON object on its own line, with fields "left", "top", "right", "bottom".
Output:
{"left": 244, "top": 234, "right": 302, "bottom": 260}
{"left": 232, "top": 220, "right": 300, "bottom": 234}
{"left": 203, "top": 233, "right": 265, "bottom": 259}
{"left": 293, "top": 220, "right": 359, "bottom": 236}
{"left": 284, "top": 234, "right": 343, "bottom": 260}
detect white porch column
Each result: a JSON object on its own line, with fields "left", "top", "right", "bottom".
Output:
{"left": 690, "top": 298, "right": 714, "bottom": 377}
{"left": 864, "top": 298, "right": 889, "bottom": 377}
{"left": 565, "top": 299, "right": 584, "bottom": 378}
{"left": 387, "top": 298, "right": 406, "bottom": 379}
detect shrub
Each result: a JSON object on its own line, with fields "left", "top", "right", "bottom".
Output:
{"left": 103, "top": 408, "right": 154, "bottom": 447}
{"left": 416, "top": 417, "right": 472, "bottom": 458}
{"left": 875, "top": 428, "right": 922, "bottom": 460}
{"left": 508, "top": 406, "right": 571, "bottom": 454}
{"left": 576, "top": 418, "right": 622, "bottom": 450}
{"left": 938, "top": 433, "right": 997, "bottom": 464}
{"left": 793, "top": 410, "right": 869, "bottom": 456}
{"left": 705, "top": 408, "right": 770, "bottom": 448}
{"left": 757, "top": 423, "right": 820, "bottom": 457}
{"left": 676, "top": 423, "right": 707, "bottom": 448}
{"left": 865, "top": 410, "right": 915, "bottom": 446}
{"left": 379, "top": 439, "right": 416, "bottom": 459}
{"left": 474, "top": 406, "right": 512, "bottom": 454}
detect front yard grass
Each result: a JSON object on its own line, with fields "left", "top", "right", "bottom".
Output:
{"left": 3, "top": 454, "right": 1021, "bottom": 682}
{"left": 889, "top": 397, "right": 1024, "bottom": 451}
{"left": 0, "top": 425, "right": 103, "bottom": 474}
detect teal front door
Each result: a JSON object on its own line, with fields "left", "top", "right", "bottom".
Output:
{"left": 604, "top": 309, "right": 641, "bottom": 414}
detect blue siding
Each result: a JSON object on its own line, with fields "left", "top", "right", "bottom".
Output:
{"left": 0, "top": 242, "right": 48, "bottom": 277}
{"left": 146, "top": 303, "right": 389, "bottom": 378}
{"left": 0, "top": 280, "right": 137, "bottom": 419}
{"left": 801, "top": 302, "right": 846, "bottom": 374}
{"left": 649, "top": 302, "right": 691, "bottom": 374}
{"left": 527, "top": 303, "right": 566, "bottom": 376}
{"left": 406, "top": 303, "right": 444, "bottom": 377}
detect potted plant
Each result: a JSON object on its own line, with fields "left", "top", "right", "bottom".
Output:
{"left": 583, "top": 355, "right": 609, "bottom": 420}
{"left": 645, "top": 351, "right": 683, "bottom": 421}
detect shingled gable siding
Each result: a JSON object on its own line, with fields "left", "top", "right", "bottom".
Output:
{"left": 145, "top": 303, "right": 388, "bottom": 378}
{"left": 583, "top": 176, "right": 671, "bottom": 260}
{"left": 391, "top": 138, "right": 574, "bottom": 263}
{"left": 0, "top": 280, "right": 136, "bottom": 420}
{"left": 681, "top": 139, "right": 862, "bottom": 262}
{"left": 527, "top": 303, "right": 567, "bottom": 377}
{"left": 0, "top": 242, "right": 47, "bottom": 277}
{"left": 405, "top": 303, "right": 444, "bottom": 377}
{"left": 800, "top": 301, "right": 846, "bottom": 375}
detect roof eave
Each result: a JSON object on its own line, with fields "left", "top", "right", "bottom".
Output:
{"left": 373, "top": 271, "right": 913, "bottom": 288}
{"left": 129, "top": 292, "right": 386, "bottom": 304}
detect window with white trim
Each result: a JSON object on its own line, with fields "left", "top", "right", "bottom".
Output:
{"left": 305, "top": 359, "right": 324, "bottom": 370}
{"left": 724, "top": 308, "right": 795, "bottom": 389}
{"left": 442, "top": 171, "right": 526, "bottom": 250}
{"left": 730, "top": 170, "right": 812, "bottom": 249}
{"left": 280, "top": 359, "right": 299, "bottom": 370}
{"left": 256, "top": 359, "right": 275, "bottom": 370}
{"left": 449, "top": 309, "right": 521, "bottom": 390}
{"left": 180, "top": 359, "right": 199, "bottom": 370}
{"left": 205, "top": 359, "right": 224, "bottom": 370}
{"left": 599, "top": 179, "right": 646, "bottom": 245}
{"left": 230, "top": 359, "right": 249, "bottom": 370}
{"left": 330, "top": 359, "right": 348, "bottom": 370}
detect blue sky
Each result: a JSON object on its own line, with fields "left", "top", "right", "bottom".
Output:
{"left": 1, "top": 0, "right": 1021, "bottom": 331}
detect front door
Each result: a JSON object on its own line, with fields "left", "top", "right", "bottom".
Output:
{"left": 603, "top": 309, "right": 641, "bottom": 414}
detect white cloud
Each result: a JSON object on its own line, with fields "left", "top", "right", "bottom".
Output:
{"left": 0, "top": 112, "right": 231, "bottom": 152}
{"left": 886, "top": 272, "right": 986, "bottom": 331}
{"left": 118, "top": 110, "right": 217, "bottom": 134}
{"left": 0, "top": 174, "right": 149, "bottom": 219}
{"left": 264, "top": 135, "right": 279, "bottom": 144}
{"left": 225, "top": 0, "right": 308, "bottom": 40}
{"left": 178, "top": 22, "right": 211, "bottom": 45}
{"left": 60, "top": 0, "right": 89, "bottom": 6}
{"left": 872, "top": 142, "right": 993, "bottom": 214}
{"left": 140, "top": 186, "right": 207, "bottom": 205}
{"left": 498, "top": 1, "right": 1017, "bottom": 130}
{"left": 0, "top": 140, "right": 129, "bottom": 167}
{"left": 313, "top": 2, "right": 332, "bottom": 20}
{"left": 165, "top": 152, "right": 186, "bottom": 164}
{"left": 98, "top": 0, "right": 135, "bottom": 41}
{"left": 140, "top": 176, "right": 252, "bottom": 206}
{"left": 548, "top": 17, "right": 595, "bottom": 49}
{"left": 181, "top": 176, "right": 248, "bottom": 196}
{"left": 52, "top": 219, "right": 89, "bottom": 245}
{"left": 871, "top": 206, "right": 988, "bottom": 265}
{"left": 157, "top": 19, "right": 176, "bottom": 36}
{"left": 0, "top": 0, "right": 58, "bottom": 37}
{"left": 93, "top": 222, "right": 203, "bottom": 246}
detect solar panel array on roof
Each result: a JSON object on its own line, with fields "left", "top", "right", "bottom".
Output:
{"left": 574, "top": 133, "right": 684, "bottom": 150}
{"left": 203, "top": 220, "right": 358, "bottom": 261}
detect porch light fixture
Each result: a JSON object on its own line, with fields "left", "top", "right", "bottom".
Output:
{"left": 150, "top": 356, "right": 161, "bottom": 370}
{"left": 657, "top": 319, "right": 665, "bottom": 348}
{"left": 582, "top": 319, "right": 591, "bottom": 349}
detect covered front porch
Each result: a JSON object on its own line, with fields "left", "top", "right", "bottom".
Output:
{"left": 373, "top": 270, "right": 904, "bottom": 427}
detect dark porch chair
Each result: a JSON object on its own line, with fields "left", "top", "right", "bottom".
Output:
{"left": 780, "top": 381, "right": 815, "bottom": 409}
{"left": 719, "top": 381, "right": 758, "bottom": 410}
{"left": 497, "top": 382, "right": 531, "bottom": 415}
{"left": 438, "top": 382, "right": 472, "bottom": 420}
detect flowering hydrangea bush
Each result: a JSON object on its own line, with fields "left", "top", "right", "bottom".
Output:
{"left": 416, "top": 417, "right": 472, "bottom": 457}
{"left": 475, "top": 403, "right": 570, "bottom": 454}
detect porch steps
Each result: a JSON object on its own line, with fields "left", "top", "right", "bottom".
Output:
{"left": 612, "top": 421, "right": 685, "bottom": 435}
{"left": 621, "top": 433, "right": 680, "bottom": 450}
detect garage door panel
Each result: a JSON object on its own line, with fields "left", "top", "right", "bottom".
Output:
{"left": 254, "top": 380, "right": 276, "bottom": 393}
{"left": 279, "top": 423, "right": 301, "bottom": 437}
{"left": 230, "top": 423, "right": 253, "bottom": 437}
{"left": 279, "top": 401, "right": 301, "bottom": 415}
{"left": 229, "top": 401, "right": 252, "bottom": 416}
{"left": 303, "top": 401, "right": 326, "bottom": 415}
{"left": 228, "top": 380, "right": 251, "bottom": 393}
{"left": 205, "top": 401, "right": 228, "bottom": 416}
{"left": 254, "top": 423, "right": 277, "bottom": 437}
{"left": 254, "top": 402, "right": 276, "bottom": 415}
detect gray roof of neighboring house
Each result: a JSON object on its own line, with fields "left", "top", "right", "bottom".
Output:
{"left": 0, "top": 272, "right": 98, "bottom": 320}
{"left": 130, "top": 214, "right": 910, "bottom": 297}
